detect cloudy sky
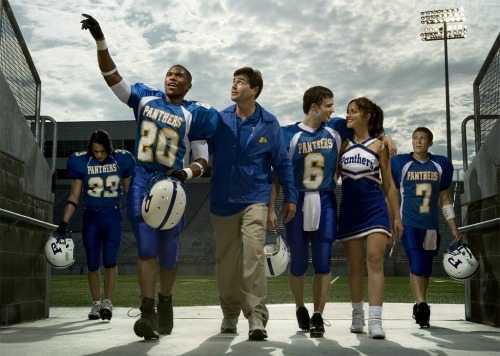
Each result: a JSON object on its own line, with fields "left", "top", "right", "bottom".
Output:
{"left": 9, "top": 0, "right": 500, "bottom": 168}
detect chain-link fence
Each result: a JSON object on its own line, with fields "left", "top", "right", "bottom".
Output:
{"left": 474, "top": 32, "right": 500, "bottom": 148}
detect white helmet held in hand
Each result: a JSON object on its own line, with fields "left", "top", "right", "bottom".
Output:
{"left": 45, "top": 232, "right": 75, "bottom": 268}
{"left": 264, "top": 228, "right": 290, "bottom": 277}
{"left": 443, "top": 241, "right": 480, "bottom": 280}
{"left": 141, "top": 175, "right": 186, "bottom": 230}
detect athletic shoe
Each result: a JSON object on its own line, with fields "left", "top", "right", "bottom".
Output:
{"left": 368, "top": 317, "right": 386, "bottom": 339}
{"left": 350, "top": 310, "right": 365, "bottom": 333}
{"left": 248, "top": 313, "right": 268, "bottom": 340}
{"left": 412, "top": 303, "right": 418, "bottom": 321}
{"left": 157, "top": 293, "right": 173, "bottom": 335}
{"left": 134, "top": 298, "right": 159, "bottom": 340}
{"left": 220, "top": 318, "right": 238, "bottom": 333}
{"left": 100, "top": 299, "right": 113, "bottom": 321}
{"left": 296, "top": 306, "right": 310, "bottom": 331}
{"left": 309, "top": 312, "right": 325, "bottom": 338}
{"left": 88, "top": 301, "right": 101, "bottom": 320}
{"left": 415, "top": 302, "right": 431, "bottom": 328}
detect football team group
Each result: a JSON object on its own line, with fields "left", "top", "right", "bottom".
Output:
{"left": 46, "top": 13, "right": 478, "bottom": 342}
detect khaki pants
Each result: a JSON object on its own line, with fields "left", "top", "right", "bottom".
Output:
{"left": 212, "top": 203, "right": 269, "bottom": 322}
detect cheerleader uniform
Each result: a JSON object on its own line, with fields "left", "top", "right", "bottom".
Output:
{"left": 337, "top": 137, "right": 391, "bottom": 241}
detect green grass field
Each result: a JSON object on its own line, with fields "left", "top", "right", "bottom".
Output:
{"left": 50, "top": 275, "right": 465, "bottom": 307}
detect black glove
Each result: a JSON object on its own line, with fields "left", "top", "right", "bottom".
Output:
{"left": 56, "top": 221, "right": 68, "bottom": 237}
{"left": 81, "top": 13, "right": 104, "bottom": 40}
{"left": 167, "top": 169, "right": 187, "bottom": 183}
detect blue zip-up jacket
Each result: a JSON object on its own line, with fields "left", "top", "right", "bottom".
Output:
{"left": 209, "top": 103, "right": 297, "bottom": 213}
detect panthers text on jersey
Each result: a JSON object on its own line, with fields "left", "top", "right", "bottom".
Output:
{"left": 391, "top": 153, "right": 454, "bottom": 230}
{"left": 281, "top": 117, "right": 351, "bottom": 192}
{"left": 127, "top": 83, "right": 218, "bottom": 172}
{"left": 67, "top": 150, "right": 136, "bottom": 208}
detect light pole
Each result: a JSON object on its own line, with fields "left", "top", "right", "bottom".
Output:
{"left": 420, "top": 7, "right": 467, "bottom": 161}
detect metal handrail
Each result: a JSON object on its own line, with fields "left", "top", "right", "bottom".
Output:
{"left": 0, "top": 208, "right": 56, "bottom": 230}
{"left": 41, "top": 116, "right": 57, "bottom": 175}
{"left": 461, "top": 115, "right": 474, "bottom": 171}
{"left": 458, "top": 217, "right": 500, "bottom": 233}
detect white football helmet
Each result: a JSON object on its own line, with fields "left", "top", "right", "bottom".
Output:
{"left": 443, "top": 241, "right": 480, "bottom": 280}
{"left": 141, "top": 175, "right": 186, "bottom": 230}
{"left": 264, "top": 228, "right": 290, "bottom": 277}
{"left": 45, "top": 232, "right": 75, "bottom": 268}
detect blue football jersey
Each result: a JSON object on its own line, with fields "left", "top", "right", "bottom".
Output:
{"left": 391, "top": 153, "right": 454, "bottom": 229}
{"left": 282, "top": 117, "right": 350, "bottom": 192}
{"left": 67, "top": 150, "right": 136, "bottom": 207}
{"left": 127, "top": 83, "right": 218, "bottom": 173}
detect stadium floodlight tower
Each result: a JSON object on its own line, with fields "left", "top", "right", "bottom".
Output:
{"left": 420, "top": 7, "right": 467, "bottom": 161}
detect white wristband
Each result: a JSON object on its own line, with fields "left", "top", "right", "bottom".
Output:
{"left": 182, "top": 168, "right": 193, "bottom": 180}
{"left": 192, "top": 161, "right": 205, "bottom": 178}
{"left": 96, "top": 39, "right": 108, "bottom": 51}
{"left": 442, "top": 204, "right": 455, "bottom": 220}
{"left": 101, "top": 67, "right": 117, "bottom": 76}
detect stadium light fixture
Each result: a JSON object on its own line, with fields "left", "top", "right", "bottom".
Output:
{"left": 420, "top": 7, "right": 468, "bottom": 160}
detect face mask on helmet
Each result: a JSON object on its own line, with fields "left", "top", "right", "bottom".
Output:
{"left": 45, "top": 232, "right": 75, "bottom": 268}
{"left": 141, "top": 174, "right": 186, "bottom": 230}
{"left": 443, "top": 241, "right": 480, "bottom": 280}
{"left": 264, "top": 228, "right": 289, "bottom": 277}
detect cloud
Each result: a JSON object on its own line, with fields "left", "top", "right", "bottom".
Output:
{"left": 9, "top": 0, "right": 500, "bottom": 166}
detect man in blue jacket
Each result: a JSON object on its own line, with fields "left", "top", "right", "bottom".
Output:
{"left": 209, "top": 67, "right": 297, "bottom": 340}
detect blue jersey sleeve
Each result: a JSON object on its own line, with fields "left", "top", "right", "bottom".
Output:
{"left": 271, "top": 121, "right": 298, "bottom": 204}
{"left": 281, "top": 124, "right": 298, "bottom": 150}
{"left": 66, "top": 152, "right": 88, "bottom": 180}
{"left": 185, "top": 101, "right": 219, "bottom": 142}
{"left": 391, "top": 155, "right": 405, "bottom": 189}
{"left": 328, "top": 117, "right": 352, "bottom": 141}
{"left": 128, "top": 83, "right": 164, "bottom": 120}
{"left": 114, "top": 150, "right": 136, "bottom": 178}
{"left": 434, "top": 155, "right": 454, "bottom": 191}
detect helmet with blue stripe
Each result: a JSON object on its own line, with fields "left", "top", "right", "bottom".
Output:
{"left": 141, "top": 174, "right": 186, "bottom": 230}
{"left": 264, "top": 228, "right": 289, "bottom": 277}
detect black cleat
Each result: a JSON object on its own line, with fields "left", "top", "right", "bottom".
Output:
{"left": 296, "top": 306, "right": 310, "bottom": 331}
{"left": 157, "top": 293, "right": 173, "bottom": 335}
{"left": 309, "top": 312, "right": 325, "bottom": 338}
{"left": 134, "top": 298, "right": 160, "bottom": 340}
{"left": 415, "top": 302, "right": 431, "bottom": 328}
{"left": 412, "top": 303, "right": 418, "bottom": 323}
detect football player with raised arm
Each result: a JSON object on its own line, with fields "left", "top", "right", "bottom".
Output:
{"left": 268, "top": 86, "right": 350, "bottom": 338}
{"left": 391, "top": 127, "right": 461, "bottom": 328}
{"left": 56, "top": 130, "right": 135, "bottom": 321}
{"left": 81, "top": 14, "right": 218, "bottom": 339}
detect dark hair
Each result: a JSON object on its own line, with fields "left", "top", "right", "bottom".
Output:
{"left": 348, "top": 97, "right": 385, "bottom": 138}
{"left": 87, "top": 130, "right": 113, "bottom": 156}
{"left": 233, "top": 67, "right": 263, "bottom": 99}
{"left": 413, "top": 127, "right": 433, "bottom": 142}
{"left": 170, "top": 64, "right": 192, "bottom": 84}
{"left": 303, "top": 86, "right": 333, "bottom": 114}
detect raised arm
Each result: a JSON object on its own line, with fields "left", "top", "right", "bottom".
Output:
{"left": 81, "top": 14, "right": 123, "bottom": 88}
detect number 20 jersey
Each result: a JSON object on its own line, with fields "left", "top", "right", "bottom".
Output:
{"left": 391, "top": 153, "right": 453, "bottom": 230}
{"left": 67, "top": 150, "right": 136, "bottom": 208}
{"left": 127, "top": 83, "right": 218, "bottom": 173}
